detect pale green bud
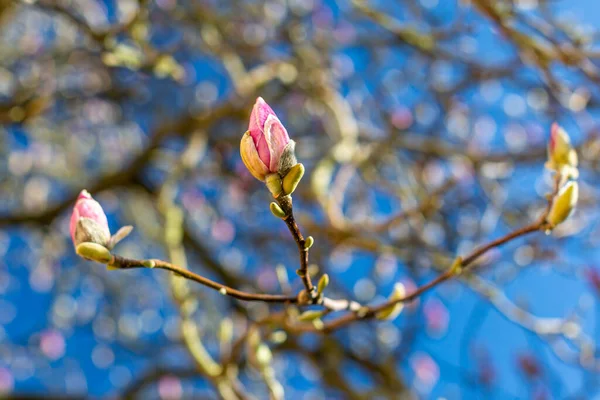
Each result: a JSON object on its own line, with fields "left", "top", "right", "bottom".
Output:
{"left": 265, "top": 173, "right": 283, "bottom": 198}
{"left": 317, "top": 273, "right": 329, "bottom": 295}
{"left": 297, "top": 310, "right": 325, "bottom": 322}
{"left": 76, "top": 242, "right": 112, "bottom": 264}
{"left": 547, "top": 181, "right": 578, "bottom": 227}
{"left": 376, "top": 283, "right": 406, "bottom": 320}
{"left": 282, "top": 163, "right": 305, "bottom": 195}
{"left": 269, "top": 202, "right": 286, "bottom": 219}
{"left": 304, "top": 236, "right": 314, "bottom": 249}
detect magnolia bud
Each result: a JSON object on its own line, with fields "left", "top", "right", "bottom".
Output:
{"left": 282, "top": 163, "right": 305, "bottom": 195}
{"left": 304, "top": 236, "right": 314, "bottom": 249}
{"left": 317, "top": 273, "right": 329, "bottom": 294}
{"left": 546, "top": 123, "right": 578, "bottom": 178}
{"left": 70, "top": 190, "right": 111, "bottom": 248}
{"left": 265, "top": 173, "right": 283, "bottom": 198}
{"left": 76, "top": 242, "right": 112, "bottom": 264}
{"left": 240, "top": 97, "right": 298, "bottom": 181}
{"left": 376, "top": 283, "right": 406, "bottom": 320}
{"left": 269, "top": 202, "right": 286, "bottom": 219}
{"left": 297, "top": 310, "right": 325, "bottom": 322}
{"left": 547, "top": 181, "right": 578, "bottom": 227}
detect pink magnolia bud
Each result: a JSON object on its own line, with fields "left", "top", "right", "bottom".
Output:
{"left": 69, "top": 190, "right": 111, "bottom": 248}
{"left": 240, "top": 97, "right": 297, "bottom": 181}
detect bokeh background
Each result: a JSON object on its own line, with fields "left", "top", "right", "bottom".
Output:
{"left": 1, "top": 0, "right": 600, "bottom": 398}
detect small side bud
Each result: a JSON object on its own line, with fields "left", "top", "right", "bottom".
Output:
{"left": 298, "top": 310, "right": 325, "bottom": 322}
{"left": 376, "top": 283, "right": 406, "bottom": 321}
{"left": 304, "top": 235, "right": 314, "bottom": 249}
{"left": 76, "top": 242, "right": 112, "bottom": 264}
{"left": 547, "top": 181, "right": 579, "bottom": 228}
{"left": 317, "top": 274, "right": 329, "bottom": 295}
{"left": 265, "top": 173, "right": 283, "bottom": 198}
{"left": 142, "top": 260, "right": 156, "bottom": 268}
{"left": 312, "top": 318, "right": 325, "bottom": 330}
{"left": 282, "top": 163, "right": 305, "bottom": 195}
{"left": 270, "top": 202, "right": 286, "bottom": 219}
{"left": 450, "top": 256, "right": 463, "bottom": 275}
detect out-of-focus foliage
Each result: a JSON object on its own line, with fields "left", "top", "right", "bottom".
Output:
{"left": 1, "top": 0, "right": 600, "bottom": 398}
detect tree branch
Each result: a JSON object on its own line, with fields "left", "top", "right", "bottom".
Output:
{"left": 275, "top": 195, "right": 316, "bottom": 299}
{"left": 109, "top": 254, "right": 298, "bottom": 304}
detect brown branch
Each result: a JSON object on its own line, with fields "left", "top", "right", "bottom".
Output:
{"left": 275, "top": 195, "right": 315, "bottom": 299}
{"left": 109, "top": 255, "right": 297, "bottom": 304}
{"left": 314, "top": 221, "right": 542, "bottom": 332}
{"left": 308, "top": 174, "right": 565, "bottom": 333}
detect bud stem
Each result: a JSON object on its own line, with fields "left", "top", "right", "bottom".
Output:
{"left": 275, "top": 195, "right": 316, "bottom": 300}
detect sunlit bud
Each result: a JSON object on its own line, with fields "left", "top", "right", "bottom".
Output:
{"left": 297, "top": 310, "right": 325, "bottom": 322}
{"left": 546, "top": 123, "right": 578, "bottom": 178}
{"left": 283, "top": 163, "right": 305, "bottom": 195}
{"left": 450, "top": 256, "right": 463, "bottom": 275}
{"left": 547, "top": 180, "right": 578, "bottom": 227}
{"left": 75, "top": 242, "right": 112, "bottom": 264}
{"left": 317, "top": 273, "right": 329, "bottom": 294}
{"left": 70, "top": 190, "right": 110, "bottom": 248}
{"left": 269, "top": 202, "right": 286, "bottom": 219}
{"left": 376, "top": 282, "right": 406, "bottom": 320}
{"left": 265, "top": 173, "right": 283, "bottom": 197}
{"left": 240, "top": 97, "right": 297, "bottom": 181}
{"left": 304, "top": 236, "right": 314, "bottom": 249}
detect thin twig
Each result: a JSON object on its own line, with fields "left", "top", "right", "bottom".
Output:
{"left": 308, "top": 175, "right": 564, "bottom": 333}
{"left": 275, "top": 195, "right": 315, "bottom": 299}
{"left": 315, "top": 222, "right": 542, "bottom": 332}
{"left": 109, "top": 255, "right": 298, "bottom": 304}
